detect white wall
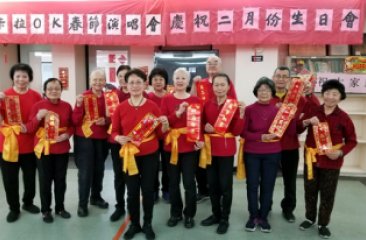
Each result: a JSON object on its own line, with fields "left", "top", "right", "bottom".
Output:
{"left": 130, "top": 46, "right": 155, "bottom": 71}
{"left": 234, "top": 45, "right": 280, "bottom": 105}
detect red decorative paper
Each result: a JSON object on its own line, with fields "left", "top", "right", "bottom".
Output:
{"left": 129, "top": 113, "right": 159, "bottom": 146}
{"left": 283, "top": 77, "right": 304, "bottom": 106}
{"left": 196, "top": 81, "right": 210, "bottom": 103}
{"left": 4, "top": 96, "right": 22, "bottom": 125}
{"left": 269, "top": 104, "right": 297, "bottom": 138}
{"left": 186, "top": 104, "right": 201, "bottom": 142}
{"left": 83, "top": 94, "right": 99, "bottom": 121}
{"left": 313, "top": 122, "right": 333, "bottom": 155}
{"left": 214, "top": 99, "right": 238, "bottom": 134}
{"left": 45, "top": 111, "right": 59, "bottom": 141}
{"left": 104, "top": 90, "right": 119, "bottom": 117}
{"left": 167, "top": 85, "right": 175, "bottom": 94}
{"left": 58, "top": 67, "right": 69, "bottom": 90}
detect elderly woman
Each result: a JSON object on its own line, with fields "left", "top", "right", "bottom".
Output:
{"left": 72, "top": 69, "right": 110, "bottom": 217}
{"left": 241, "top": 77, "right": 280, "bottom": 233}
{"left": 200, "top": 73, "right": 245, "bottom": 234}
{"left": 111, "top": 68, "right": 167, "bottom": 240}
{"left": 147, "top": 67, "right": 170, "bottom": 202}
{"left": 0, "top": 63, "right": 42, "bottom": 222}
{"left": 161, "top": 67, "right": 204, "bottom": 229}
{"left": 298, "top": 80, "right": 357, "bottom": 239}
{"left": 26, "top": 78, "right": 73, "bottom": 223}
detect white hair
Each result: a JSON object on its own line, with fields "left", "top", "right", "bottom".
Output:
{"left": 90, "top": 68, "right": 106, "bottom": 80}
{"left": 206, "top": 55, "right": 222, "bottom": 65}
{"left": 173, "top": 67, "right": 190, "bottom": 80}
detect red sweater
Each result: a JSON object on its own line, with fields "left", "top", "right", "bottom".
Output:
{"left": 271, "top": 94, "right": 306, "bottom": 150}
{"left": 0, "top": 88, "right": 42, "bottom": 154}
{"left": 161, "top": 94, "right": 203, "bottom": 153}
{"left": 240, "top": 102, "right": 281, "bottom": 154}
{"left": 72, "top": 90, "right": 109, "bottom": 139}
{"left": 111, "top": 99, "right": 161, "bottom": 156}
{"left": 26, "top": 99, "right": 74, "bottom": 154}
{"left": 147, "top": 92, "right": 164, "bottom": 107}
{"left": 196, "top": 78, "right": 237, "bottom": 102}
{"left": 203, "top": 98, "right": 244, "bottom": 156}
{"left": 298, "top": 105, "right": 357, "bottom": 169}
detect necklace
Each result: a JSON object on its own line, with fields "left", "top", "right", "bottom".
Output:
{"left": 130, "top": 97, "right": 144, "bottom": 109}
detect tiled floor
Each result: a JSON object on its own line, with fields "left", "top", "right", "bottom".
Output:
{"left": 1, "top": 157, "right": 366, "bottom": 240}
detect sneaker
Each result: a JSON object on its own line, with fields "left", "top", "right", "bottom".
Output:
{"left": 197, "top": 193, "right": 209, "bottom": 203}
{"left": 56, "top": 210, "right": 71, "bottom": 219}
{"left": 6, "top": 211, "right": 20, "bottom": 223}
{"left": 110, "top": 208, "right": 126, "bottom": 222}
{"left": 245, "top": 217, "right": 257, "bottom": 232}
{"left": 259, "top": 220, "right": 272, "bottom": 233}
{"left": 90, "top": 197, "right": 109, "bottom": 209}
{"left": 167, "top": 216, "right": 183, "bottom": 227}
{"left": 42, "top": 212, "right": 54, "bottom": 223}
{"left": 201, "top": 215, "right": 220, "bottom": 226}
{"left": 22, "top": 204, "right": 40, "bottom": 214}
{"left": 162, "top": 191, "right": 170, "bottom": 203}
{"left": 143, "top": 223, "right": 156, "bottom": 240}
{"left": 216, "top": 220, "right": 229, "bottom": 234}
{"left": 283, "top": 211, "right": 296, "bottom": 223}
{"left": 318, "top": 226, "right": 331, "bottom": 239}
{"left": 77, "top": 206, "right": 89, "bottom": 217}
{"left": 124, "top": 224, "right": 142, "bottom": 240}
{"left": 299, "top": 219, "right": 315, "bottom": 231}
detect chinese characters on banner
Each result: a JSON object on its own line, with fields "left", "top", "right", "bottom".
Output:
{"left": 96, "top": 50, "right": 128, "bottom": 87}
{"left": 0, "top": 0, "right": 364, "bottom": 46}
{"left": 315, "top": 72, "right": 366, "bottom": 93}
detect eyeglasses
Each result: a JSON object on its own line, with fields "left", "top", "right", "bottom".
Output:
{"left": 274, "top": 74, "right": 290, "bottom": 79}
{"left": 46, "top": 88, "right": 62, "bottom": 92}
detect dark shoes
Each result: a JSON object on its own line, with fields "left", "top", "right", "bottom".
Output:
{"left": 299, "top": 219, "right": 315, "bottom": 230}
{"left": 201, "top": 215, "right": 220, "bottom": 226}
{"left": 217, "top": 220, "right": 229, "bottom": 234}
{"left": 22, "top": 204, "right": 40, "bottom": 214}
{"left": 283, "top": 211, "right": 296, "bottom": 223}
{"left": 6, "top": 211, "right": 20, "bottom": 223}
{"left": 42, "top": 212, "right": 54, "bottom": 223}
{"left": 110, "top": 208, "right": 126, "bottom": 222}
{"left": 184, "top": 217, "right": 195, "bottom": 229}
{"left": 77, "top": 206, "right": 89, "bottom": 217}
{"left": 245, "top": 217, "right": 257, "bottom": 232}
{"left": 124, "top": 224, "right": 142, "bottom": 240}
{"left": 56, "top": 210, "right": 71, "bottom": 219}
{"left": 318, "top": 225, "right": 331, "bottom": 239}
{"left": 259, "top": 219, "right": 272, "bottom": 233}
{"left": 142, "top": 223, "right": 156, "bottom": 240}
{"left": 90, "top": 197, "right": 109, "bottom": 209}
{"left": 167, "top": 216, "right": 183, "bottom": 227}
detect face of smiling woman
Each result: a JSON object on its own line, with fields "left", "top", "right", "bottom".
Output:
{"left": 173, "top": 70, "right": 189, "bottom": 92}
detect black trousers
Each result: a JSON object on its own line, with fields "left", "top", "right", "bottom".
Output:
{"left": 154, "top": 140, "right": 169, "bottom": 193}
{"left": 0, "top": 153, "right": 37, "bottom": 212}
{"left": 167, "top": 151, "right": 197, "bottom": 218}
{"left": 196, "top": 151, "right": 209, "bottom": 195}
{"left": 110, "top": 143, "right": 126, "bottom": 211}
{"left": 304, "top": 165, "right": 340, "bottom": 226}
{"left": 123, "top": 152, "right": 159, "bottom": 225}
{"left": 37, "top": 153, "right": 69, "bottom": 213}
{"left": 206, "top": 156, "right": 234, "bottom": 221}
{"left": 280, "top": 149, "right": 299, "bottom": 213}
{"left": 74, "top": 136, "right": 109, "bottom": 207}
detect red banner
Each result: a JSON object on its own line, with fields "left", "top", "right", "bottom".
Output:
{"left": 0, "top": 0, "right": 364, "bottom": 46}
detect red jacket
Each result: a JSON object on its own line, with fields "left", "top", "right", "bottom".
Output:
{"left": 0, "top": 88, "right": 42, "bottom": 154}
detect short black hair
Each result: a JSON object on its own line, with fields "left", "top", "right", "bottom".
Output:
{"left": 116, "top": 65, "right": 131, "bottom": 76}
{"left": 273, "top": 66, "right": 291, "bottom": 77}
{"left": 321, "top": 79, "right": 346, "bottom": 100}
{"left": 148, "top": 67, "right": 169, "bottom": 86}
{"left": 125, "top": 68, "right": 147, "bottom": 83}
{"left": 10, "top": 63, "right": 34, "bottom": 82}
{"left": 212, "top": 73, "right": 231, "bottom": 85}
{"left": 253, "top": 77, "right": 276, "bottom": 97}
{"left": 43, "top": 78, "right": 63, "bottom": 92}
